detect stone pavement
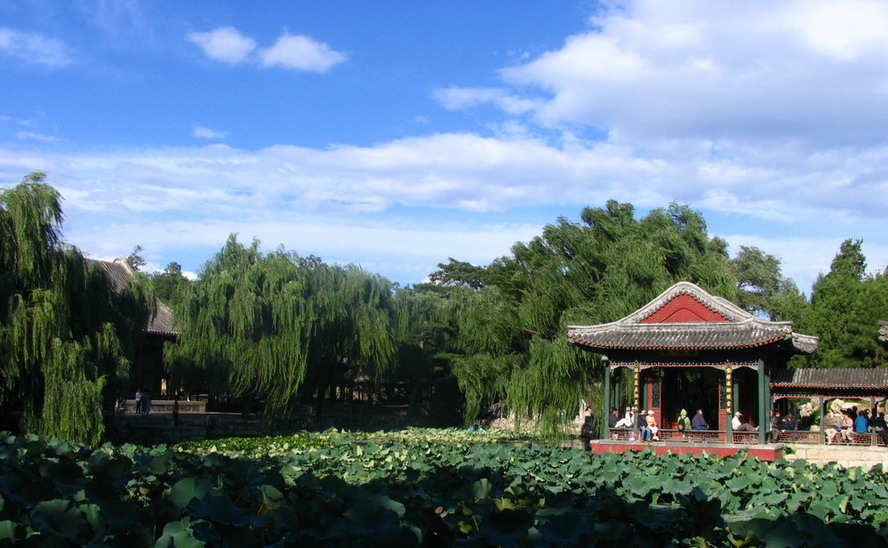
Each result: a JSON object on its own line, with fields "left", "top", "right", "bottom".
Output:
{"left": 784, "top": 444, "right": 888, "bottom": 470}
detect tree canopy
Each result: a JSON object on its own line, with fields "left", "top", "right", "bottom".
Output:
{"left": 0, "top": 173, "right": 152, "bottom": 443}
{"left": 165, "top": 236, "right": 398, "bottom": 417}
{"left": 442, "top": 201, "right": 739, "bottom": 433}
{"left": 801, "top": 240, "right": 887, "bottom": 368}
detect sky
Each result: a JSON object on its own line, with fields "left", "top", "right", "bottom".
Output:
{"left": 2, "top": 0, "right": 888, "bottom": 292}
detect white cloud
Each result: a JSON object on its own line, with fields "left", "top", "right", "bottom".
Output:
{"left": 259, "top": 33, "right": 346, "bottom": 72}
{"left": 187, "top": 26, "right": 256, "bottom": 65}
{"left": 434, "top": 87, "right": 540, "bottom": 115}
{"left": 187, "top": 27, "right": 346, "bottom": 73}
{"left": 193, "top": 126, "right": 227, "bottom": 139}
{"left": 16, "top": 131, "right": 63, "bottom": 143}
{"left": 0, "top": 27, "right": 71, "bottom": 66}
{"left": 2, "top": 126, "right": 885, "bottom": 289}
{"left": 483, "top": 0, "right": 888, "bottom": 147}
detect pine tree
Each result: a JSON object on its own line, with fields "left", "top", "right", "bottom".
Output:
{"left": 804, "top": 240, "right": 887, "bottom": 367}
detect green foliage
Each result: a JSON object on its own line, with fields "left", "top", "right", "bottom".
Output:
{"left": 447, "top": 200, "right": 738, "bottom": 432}
{"left": 149, "top": 261, "right": 190, "bottom": 303}
{"left": 730, "top": 245, "right": 810, "bottom": 322}
{"left": 1, "top": 431, "right": 886, "bottom": 546}
{"left": 166, "top": 236, "right": 398, "bottom": 417}
{"left": 802, "top": 240, "right": 888, "bottom": 368}
{"left": 0, "top": 174, "right": 152, "bottom": 443}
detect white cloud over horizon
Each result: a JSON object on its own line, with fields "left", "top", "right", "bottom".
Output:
{"left": 193, "top": 126, "right": 228, "bottom": 139}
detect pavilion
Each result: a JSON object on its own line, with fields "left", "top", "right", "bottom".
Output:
{"left": 87, "top": 258, "right": 177, "bottom": 397}
{"left": 568, "top": 281, "right": 818, "bottom": 445}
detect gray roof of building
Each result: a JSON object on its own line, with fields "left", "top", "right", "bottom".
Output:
{"left": 568, "top": 282, "right": 818, "bottom": 354}
{"left": 85, "top": 258, "right": 177, "bottom": 337}
{"left": 771, "top": 367, "right": 888, "bottom": 390}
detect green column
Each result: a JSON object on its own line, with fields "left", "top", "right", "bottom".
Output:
{"left": 602, "top": 361, "right": 611, "bottom": 440}
{"left": 757, "top": 359, "right": 769, "bottom": 445}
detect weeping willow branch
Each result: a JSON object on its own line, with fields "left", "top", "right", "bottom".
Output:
{"left": 0, "top": 173, "right": 151, "bottom": 444}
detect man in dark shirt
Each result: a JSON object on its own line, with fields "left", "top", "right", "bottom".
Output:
{"left": 692, "top": 409, "right": 708, "bottom": 430}
{"left": 608, "top": 408, "right": 619, "bottom": 429}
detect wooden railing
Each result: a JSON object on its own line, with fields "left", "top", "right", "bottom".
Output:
{"left": 607, "top": 427, "right": 888, "bottom": 446}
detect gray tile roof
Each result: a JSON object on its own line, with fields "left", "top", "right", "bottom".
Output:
{"left": 568, "top": 282, "right": 817, "bottom": 353}
{"left": 85, "top": 258, "right": 177, "bottom": 337}
{"left": 771, "top": 367, "right": 888, "bottom": 390}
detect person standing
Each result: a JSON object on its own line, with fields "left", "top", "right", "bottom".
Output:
{"left": 142, "top": 391, "right": 151, "bottom": 415}
{"left": 580, "top": 410, "right": 596, "bottom": 450}
{"left": 135, "top": 389, "right": 143, "bottom": 414}
{"left": 172, "top": 398, "right": 180, "bottom": 427}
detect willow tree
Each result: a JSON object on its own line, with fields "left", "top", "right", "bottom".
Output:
{"left": 0, "top": 173, "right": 151, "bottom": 443}
{"left": 166, "top": 237, "right": 397, "bottom": 418}
{"left": 299, "top": 260, "right": 397, "bottom": 412}
{"left": 444, "top": 200, "right": 737, "bottom": 434}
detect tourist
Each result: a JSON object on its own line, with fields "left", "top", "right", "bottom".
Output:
{"left": 135, "top": 389, "right": 143, "bottom": 414}
{"left": 645, "top": 410, "right": 659, "bottom": 441}
{"left": 580, "top": 410, "right": 596, "bottom": 450}
{"left": 172, "top": 398, "right": 180, "bottom": 427}
{"left": 639, "top": 409, "right": 651, "bottom": 441}
{"left": 142, "top": 391, "right": 151, "bottom": 415}
{"left": 732, "top": 412, "right": 754, "bottom": 432}
{"left": 608, "top": 408, "right": 619, "bottom": 429}
{"left": 769, "top": 410, "right": 782, "bottom": 442}
{"left": 839, "top": 411, "right": 854, "bottom": 443}
{"left": 855, "top": 409, "right": 870, "bottom": 434}
{"left": 692, "top": 409, "right": 708, "bottom": 430}
{"left": 873, "top": 412, "right": 886, "bottom": 432}
{"left": 824, "top": 410, "right": 840, "bottom": 444}
{"left": 615, "top": 407, "right": 634, "bottom": 428}
{"left": 676, "top": 409, "right": 691, "bottom": 434}
{"left": 782, "top": 411, "right": 798, "bottom": 431}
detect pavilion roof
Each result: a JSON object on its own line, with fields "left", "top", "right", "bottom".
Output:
{"left": 771, "top": 367, "right": 888, "bottom": 391}
{"left": 86, "top": 258, "right": 177, "bottom": 337}
{"left": 567, "top": 281, "right": 818, "bottom": 354}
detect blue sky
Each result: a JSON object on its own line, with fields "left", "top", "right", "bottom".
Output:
{"left": 2, "top": 1, "right": 888, "bottom": 293}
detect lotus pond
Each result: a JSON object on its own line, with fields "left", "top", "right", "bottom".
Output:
{"left": 1, "top": 428, "right": 887, "bottom": 546}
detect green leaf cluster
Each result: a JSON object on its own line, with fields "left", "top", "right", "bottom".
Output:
{"left": 0, "top": 173, "right": 153, "bottom": 444}
{"left": 800, "top": 239, "right": 888, "bottom": 368}
{"left": 2, "top": 430, "right": 887, "bottom": 547}
{"left": 165, "top": 237, "right": 398, "bottom": 417}
{"left": 442, "top": 201, "right": 737, "bottom": 432}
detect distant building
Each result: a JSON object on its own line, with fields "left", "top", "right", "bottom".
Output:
{"left": 86, "top": 258, "right": 177, "bottom": 396}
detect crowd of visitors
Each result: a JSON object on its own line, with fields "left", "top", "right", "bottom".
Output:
{"left": 825, "top": 406, "right": 888, "bottom": 444}
{"left": 598, "top": 403, "right": 887, "bottom": 446}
